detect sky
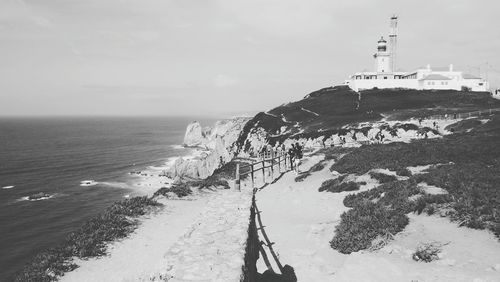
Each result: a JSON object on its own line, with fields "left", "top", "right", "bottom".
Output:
{"left": 0, "top": 0, "right": 499, "bottom": 117}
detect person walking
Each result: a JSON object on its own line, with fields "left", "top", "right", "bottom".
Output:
{"left": 293, "top": 142, "right": 303, "bottom": 174}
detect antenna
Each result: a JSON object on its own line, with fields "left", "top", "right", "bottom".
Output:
{"left": 389, "top": 14, "right": 398, "bottom": 72}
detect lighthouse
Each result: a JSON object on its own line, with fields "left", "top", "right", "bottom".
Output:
{"left": 389, "top": 15, "right": 398, "bottom": 73}
{"left": 374, "top": 36, "right": 391, "bottom": 73}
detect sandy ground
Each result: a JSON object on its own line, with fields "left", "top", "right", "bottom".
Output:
{"left": 255, "top": 154, "right": 500, "bottom": 282}
{"left": 60, "top": 196, "right": 209, "bottom": 282}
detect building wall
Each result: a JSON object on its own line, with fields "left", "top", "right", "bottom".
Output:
{"left": 376, "top": 53, "right": 391, "bottom": 73}
{"left": 347, "top": 78, "right": 419, "bottom": 91}
{"left": 421, "top": 80, "right": 456, "bottom": 90}
{"left": 461, "top": 79, "right": 489, "bottom": 92}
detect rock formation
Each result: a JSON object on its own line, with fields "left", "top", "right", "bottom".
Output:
{"left": 170, "top": 117, "right": 251, "bottom": 179}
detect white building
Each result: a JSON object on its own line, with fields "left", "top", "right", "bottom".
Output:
{"left": 344, "top": 16, "right": 490, "bottom": 92}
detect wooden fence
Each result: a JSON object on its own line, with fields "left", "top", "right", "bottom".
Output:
{"left": 426, "top": 108, "right": 500, "bottom": 120}
{"left": 235, "top": 150, "right": 294, "bottom": 190}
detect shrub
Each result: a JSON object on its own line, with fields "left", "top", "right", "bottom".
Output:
{"left": 330, "top": 201, "right": 409, "bottom": 254}
{"left": 414, "top": 194, "right": 453, "bottom": 215}
{"left": 189, "top": 175, "right": 230, "bottom": 190}
{"left": 395, "top": 123, "right": 420, "bottom": 132}
{"left": 309, "top": 161, "right": 326, "bottom": 172}
{"left": 396, "top": 167, "right": 412, "bottom": 177}
{"left": 369, "top": 172, "right": 398, "bottom": 183}
{"left": 107, "top": 196, "right": 162, "bottom": 217}
{"left": 412, "top": 242, "right": 448, "bottom": 262}
{"left": 294, "top": 172, "right": 310, "bottom": 182}
{"left": 16, "top": 196, "right": 161, "bottom": 281}
{"left": 418, "top": 163, "right": 500, "bottom": 234}
{"left": 343, "top": 187, "right": 384, "bottom": 208}
{"left": 153, "top": 184, "right": 192, "bottom": 198}
{"left": 15, "top": 247, "right": 77, "bottom": 282}
{"left": 318, "top": 178, "right": 359, "bottom": 193}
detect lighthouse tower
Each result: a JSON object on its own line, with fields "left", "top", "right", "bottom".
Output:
{"left": 389, "top": 15, "right": 398, "bottom": 73}
{"left": 374, "top": 36, "right": 391, "bottom": 73}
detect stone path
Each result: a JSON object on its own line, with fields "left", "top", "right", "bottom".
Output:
{"left": 145, "top": 186, "right": 254, "bottom": 281}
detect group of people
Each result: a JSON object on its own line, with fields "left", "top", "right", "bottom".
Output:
{"left": 256, "top": 143, "right": 303, "bottom": 174}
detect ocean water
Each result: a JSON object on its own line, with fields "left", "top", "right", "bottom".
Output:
{"left": 0, "top": 116, "right": 216, "bottom": 280}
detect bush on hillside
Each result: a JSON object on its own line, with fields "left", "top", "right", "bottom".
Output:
{"left": 16, "top": 197, "right": 161, "bottom": 281}
{"left": 153, "top": 184, "right": 192, "bottom": 198}
{"left": 330, "top": 201, "right": 409, "bottom": 254}
{"left": 15, "top": 246, "right": 77, "bottom": 282}
{"left": 369, "top": 172, "right": 398, "bottom": 183}
{"left": 294, "top": 172, "right": 310, "bottom": 182}
{"left": 309, "top": 161, "right": 326, "bottom": 172}
{"left": 319, "top": 179, "right": 360, "bottom": 193}
{"left": 417, "top": 163, "right": 500, "bottom": 235}
{"left": 396, "top": 167, "right": 412, "bottom": 177}
{"left": 413, "top": 194, "right": 453, "bottom": 215}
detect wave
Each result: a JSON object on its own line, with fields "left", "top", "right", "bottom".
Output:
{"left": 2, "top": 185, "right": 15, "bottom": 189}
{"left": 80, "top": 180, "right": 98, "bottom": 187}
{"left": 17, "top": 193, "right": 56, "bottom": 202}
{"left": 98, "top": 181, "right": 132, "bottom": 189}
{"left": 170, "top": 144, "right": 185, "bottom": 150}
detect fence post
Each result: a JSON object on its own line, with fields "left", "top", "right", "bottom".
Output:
{"left": 284, "top": 152, "right": 287, "bottom": 170}
{"left": 270, "top": 149, "right": 274, "bottom": 179}
{"left": 262, "top": 160, "right": 266, "bottom": 184}
{"left": 235, "top": 163, "right": 241, "bottom": 191}
{"left": 277, "top": 153, "right": 281, "bottom": 173}
{"left": 250, "top": 164, "right": 254, "bottom": 188}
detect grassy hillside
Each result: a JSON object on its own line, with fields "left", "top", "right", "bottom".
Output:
{"left": 236, "top": 86, "right": 500, "bottom": 150}
{"left": 326, "top": 115, "right": 500, "bottom": 253}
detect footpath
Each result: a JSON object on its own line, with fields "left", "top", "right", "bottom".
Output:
{"left": 144, "top": 186, "right": 254, "bottom": 282}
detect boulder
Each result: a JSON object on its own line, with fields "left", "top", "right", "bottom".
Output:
{"left": 183, "top": 121, "right": 204, "bottom": 147}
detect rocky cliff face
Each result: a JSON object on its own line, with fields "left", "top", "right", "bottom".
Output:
{"left": 183, "top": 122, "right": 205, "bottom": 147}
{"left": 234, "top": 87, "right": 499, "bottom": 157}
{"left": 169, "top": 117, "right": 251, "bottom": 179}
{"left": 172, "top": 87, "right": 499, "bottom": 179}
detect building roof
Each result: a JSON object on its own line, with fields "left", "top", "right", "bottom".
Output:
{"left": 431, "top": 66, "right": 450, "bottom": 71}
{"left": 420, "top": 74, "right": 451, "bottom": 81}
{"left": 462, "top": 73, "right": 481, "bottom": 79}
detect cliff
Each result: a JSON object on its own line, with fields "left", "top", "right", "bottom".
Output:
{"left": 168, "top": 117, "right": 251, "bottom": 179}
{"left": 234, "top": 86, "right": 500, "bottom": 154}
{"left": 173, "top": 87, "right": 499, "bottom": 179}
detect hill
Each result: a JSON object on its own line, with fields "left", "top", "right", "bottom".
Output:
{"left": 236, "top": 86, "right": 500, "bottom": 151}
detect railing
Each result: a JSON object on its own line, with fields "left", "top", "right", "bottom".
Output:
{"left": 426, "top": 108, "right": 500, "bottom": 120}
{"left": 235, "top": 150, "right": 294, "bottom": 190}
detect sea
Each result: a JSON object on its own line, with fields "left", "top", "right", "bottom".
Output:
{"left": 0, "top": 116, "right": 217, "bottom": 281}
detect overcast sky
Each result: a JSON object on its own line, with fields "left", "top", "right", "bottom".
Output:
{"left": 1, "top": 0, "right": 499, "bottom": 117}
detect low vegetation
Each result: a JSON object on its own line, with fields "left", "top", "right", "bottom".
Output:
{"left": 329, "top": 114, "right": 500, "bottom": 254}
{"left": 153, "top": 183, "right": 192, "bottom": 198}
{"left": 318, "top": 178, "right": 361, "bottom": 193}
{"left": 395, "top": 167, "right": 412, "bottom": 177}
{"left": 15, "top": 197, "right": 162, "bottom": 281}
{"left": 369, "top": 171, "right": 398, "bottom": 183}
{"left": 330, "top": 201, "right": 409, "bottom": 254}
{"left": 412, "top": 242, "right": 449, "bottom": 263}
{"left": 237, "top": 87, "right": 500, "bottom": 151}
